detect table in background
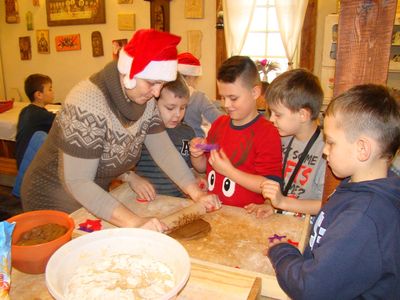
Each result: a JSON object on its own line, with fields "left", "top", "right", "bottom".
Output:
{"left": 0, "top": 102, "right": 61, "bottom": 177}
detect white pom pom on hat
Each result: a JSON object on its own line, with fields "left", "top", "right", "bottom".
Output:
{"left": 117, "top": 29, "right": 181, "bottom": 89}
{"left": 177, "top": 52, "right": 202, "bottom": 77}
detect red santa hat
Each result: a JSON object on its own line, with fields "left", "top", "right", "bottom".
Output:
{"left": 118, "top": 29, "right": 181, "bottom": 89}
{"left": 177, "top": 52, "right": 202, "bottom": 77}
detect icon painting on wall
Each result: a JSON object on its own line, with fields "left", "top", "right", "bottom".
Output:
{"left": 55, "top": 34, "right": 81, "bottom": 51}
{"left": 91, "top": 31, "right": 104, "bottom": 57}
{"left": 112, "top": 38, "right": 127, "bottom": 60}
{"left": 36, "top": 30, "right": 50, "bottom": 54}
{"left": 46, "top": 0, "right": 106, "bottom": 26}
{"left": 19, "top": 36, "right": 32, "bottom": 60}
{"left": 5, "top": 0, "right": 20, "bottom": 23}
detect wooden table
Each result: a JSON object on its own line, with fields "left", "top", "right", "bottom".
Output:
{"left": 10, "top": 184, "right": 310, "bottom": 299}
{"left": 10, "top": 259, "right": 261, "bottom": 300}
{"left": 10, "top": 195, "right": 262, "bottom": 299}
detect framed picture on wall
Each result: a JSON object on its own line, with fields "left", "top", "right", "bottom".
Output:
{"left": 55, "top": 34, "right": 81, "bottom": 51}
{"left": 145, "top": 0, "right": 170, "bottom": 32}
{"left": 19, "top": 36, "right": 32, "bottom": 60}
{"left": 46, "top": 0, "right": 106, "bottom": 26}
{"left": 184, "top": 0, "right": 204, "bottom": 19}
{"left": 36, "top": 30, "right": 50, "bottom": 54}
{"left": 112, "top": 38, "right": 128, "bottom": 60}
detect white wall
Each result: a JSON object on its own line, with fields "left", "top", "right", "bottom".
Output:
{"left": 171, "top": 0, "right": 216, "bottom": 99}
{"left": 0, "top": 0, "right": 216, "bottom": 102}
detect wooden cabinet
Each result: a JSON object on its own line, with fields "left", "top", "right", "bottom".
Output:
{"left": 320, "top": 14, "right": 400, "bottom": 108}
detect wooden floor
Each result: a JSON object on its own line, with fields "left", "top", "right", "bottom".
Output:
{"left": 0, "top": 184, "right": 22, "bottom": 221}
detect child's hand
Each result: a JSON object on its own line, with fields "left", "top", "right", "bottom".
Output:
{"left": 260, "top": 179, "right": 284, "bottom": 208}
{"left": 189, "top": 137, "right": 206, "bottom": 158}
{"left": 268, "top": 237, "right": 288, "bottom": 248}
{"left": 196, "top": 193, "right": 221, "bottom": 212}
{"left": 208, "top": 149, "right": 233, "bottom": 176}
{"left": 263, "top": 237, "right": 289, "bottom": 256}
{"left": 128, "top": 173, "right": 156, "bottom": 201}
{"left": 244, "top": 202, "right": 274, "bottom": 218}
{"left": 196, "top": 176, "right": 208, "bottom": 192}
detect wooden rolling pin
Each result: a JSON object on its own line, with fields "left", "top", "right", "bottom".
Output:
{"left": 161, "top": 202, "right": 207, "bottom": 232}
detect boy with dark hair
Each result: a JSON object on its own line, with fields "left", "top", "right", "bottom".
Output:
{"left": 268, "top": 84, "right": 400, "bottom": 299}
{"left": 246, "top": 68, "right": 325, "bottom": 217}
{"left": 190, "top": 56, "right": 282, "bottom": 207}
{"left": 127, "top": 73, "right": 195, "bottom": 200}
{"left": 13, "top": 74, "right": 55, "bottom": 197}
{"left": 16, "top": 74, "right": 55, "bottom": 168}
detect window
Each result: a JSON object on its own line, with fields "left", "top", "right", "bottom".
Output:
{"left": 240, "top": 0, "right": 288, "bottom": 82}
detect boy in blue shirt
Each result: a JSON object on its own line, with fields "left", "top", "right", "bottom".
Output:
{"left": 268, "top": 84, "right": 400, "bottom": 299}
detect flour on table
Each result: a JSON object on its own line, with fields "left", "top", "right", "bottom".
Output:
{"left": 65, "top": 254, "right": 175, "bottom": 300}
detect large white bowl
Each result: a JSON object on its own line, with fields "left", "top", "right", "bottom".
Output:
{"left": 45, "top": 228, "right": 191, "bottom": 300}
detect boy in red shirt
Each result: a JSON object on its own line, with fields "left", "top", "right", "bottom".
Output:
{"left": 190, "top": 56, "right": 282, "bottom": 207}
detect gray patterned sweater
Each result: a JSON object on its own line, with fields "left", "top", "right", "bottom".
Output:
{"left": 21, "top": 61, "right": 195, "bottom": 220}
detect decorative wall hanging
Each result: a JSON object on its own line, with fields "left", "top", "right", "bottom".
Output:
{"left": 33, "top": 0, "right": 40, "bottom": 6}
{"left": 118, "top": 13, "right": 135, "bottom": 31}
{"left": 187, "top": 30, "right": 202, "bottom": 59}
{"left": 26, "top": 11, "right": 33, "bottom": 30}
{"left": 112, "top": 38, "right": 128, "bottom": 60}
{"left": 184, "top": 0, "right": 203, "bottom": 19}
{"left": 46, "top": 0, "right": 106, "bottom": 26}
{"left": 36, "top": 30, "right": 50, "bottom": 54}
{"left": 19, "top": 36, "right": 32, "bottom": 60}
{"left": 55, "top": 34, "right": 81, "bottom": 51}
{"left": 5, "top": 0, "right": 20, "bottom": 23}
{"left": 91, "top": 31, "right": 104, "bottom": 57}
{"left": 145, "top": 0, "right": 171, "bottom": 32}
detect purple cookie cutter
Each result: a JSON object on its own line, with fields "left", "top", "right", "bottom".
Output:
{"left": 195, "top": 143, "right": 220, "bottom": 152}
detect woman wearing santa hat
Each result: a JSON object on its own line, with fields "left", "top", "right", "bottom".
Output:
{"left": 178, "top": 52, "right": 224, "bottom": 137}
{"left": 20, "top": 29, "right": 220, "bottom": 232}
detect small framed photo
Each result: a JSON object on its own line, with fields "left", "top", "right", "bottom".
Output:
{"left": 392, "top": 28, "right": 400, "bottom": 46}
{"left": 112, "top": 38, "right": 128, "bottom": 60}
{"left": 117, "top": 13, "right": 135, "bottom": 31}
{"left": 184, "top": 0, "right": 204, "bottom": 19}
{"left": 36, "top": 30, "right": 50, "bottom": 54}
{"left": 19, "top": 36, "right": 32, "bottom": 60}
{"left": 55, "top": 34, "right": 81, "bottom": 51}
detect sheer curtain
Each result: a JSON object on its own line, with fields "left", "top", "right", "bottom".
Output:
{"left": 275, "top": 0, "right": 308, "bottom": 69}
{"left": 222, "top": 0, "right": 256, "bottom": 56}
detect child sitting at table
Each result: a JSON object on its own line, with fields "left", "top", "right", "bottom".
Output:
{"left": 13, "top": 73, "right": 56, "bottom": 197}
{"left": 267, "top": 84, "right": 400, "bottom": 299}
{"left": 190, "top": 56, "right": 282, "bottom": 207}
{"left": 245, "top": 69, "right": 326, "bottom": 218}
{"left": 125, "top": 74, "right": 195, "bottom": 200}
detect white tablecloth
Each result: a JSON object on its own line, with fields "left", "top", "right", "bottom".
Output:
{"left": 0, "top": 102, "right": 61, "bottom": 141}
{"left": 0, "top": 102, "right": 29, "bottom": 141}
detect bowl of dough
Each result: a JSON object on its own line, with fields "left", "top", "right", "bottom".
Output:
{"left": 7, "top": 209, "right": 74, "bottom": 274}
{"left": 45, "top": 228, "right": 191, "bottom": 300}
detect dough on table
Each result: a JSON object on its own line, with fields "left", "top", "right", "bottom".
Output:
{"left": 168, "top": 219, "right": 211, "bottom": 240}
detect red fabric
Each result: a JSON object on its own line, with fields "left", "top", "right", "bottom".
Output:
{"left": 124, "top": 29, "right": 181, "bottom": 79}
{"left": 206, "top": 115, "right": 282, "bottom": 207}
{"left": 177, "top": 52, "right": 201, "bottom": 66}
